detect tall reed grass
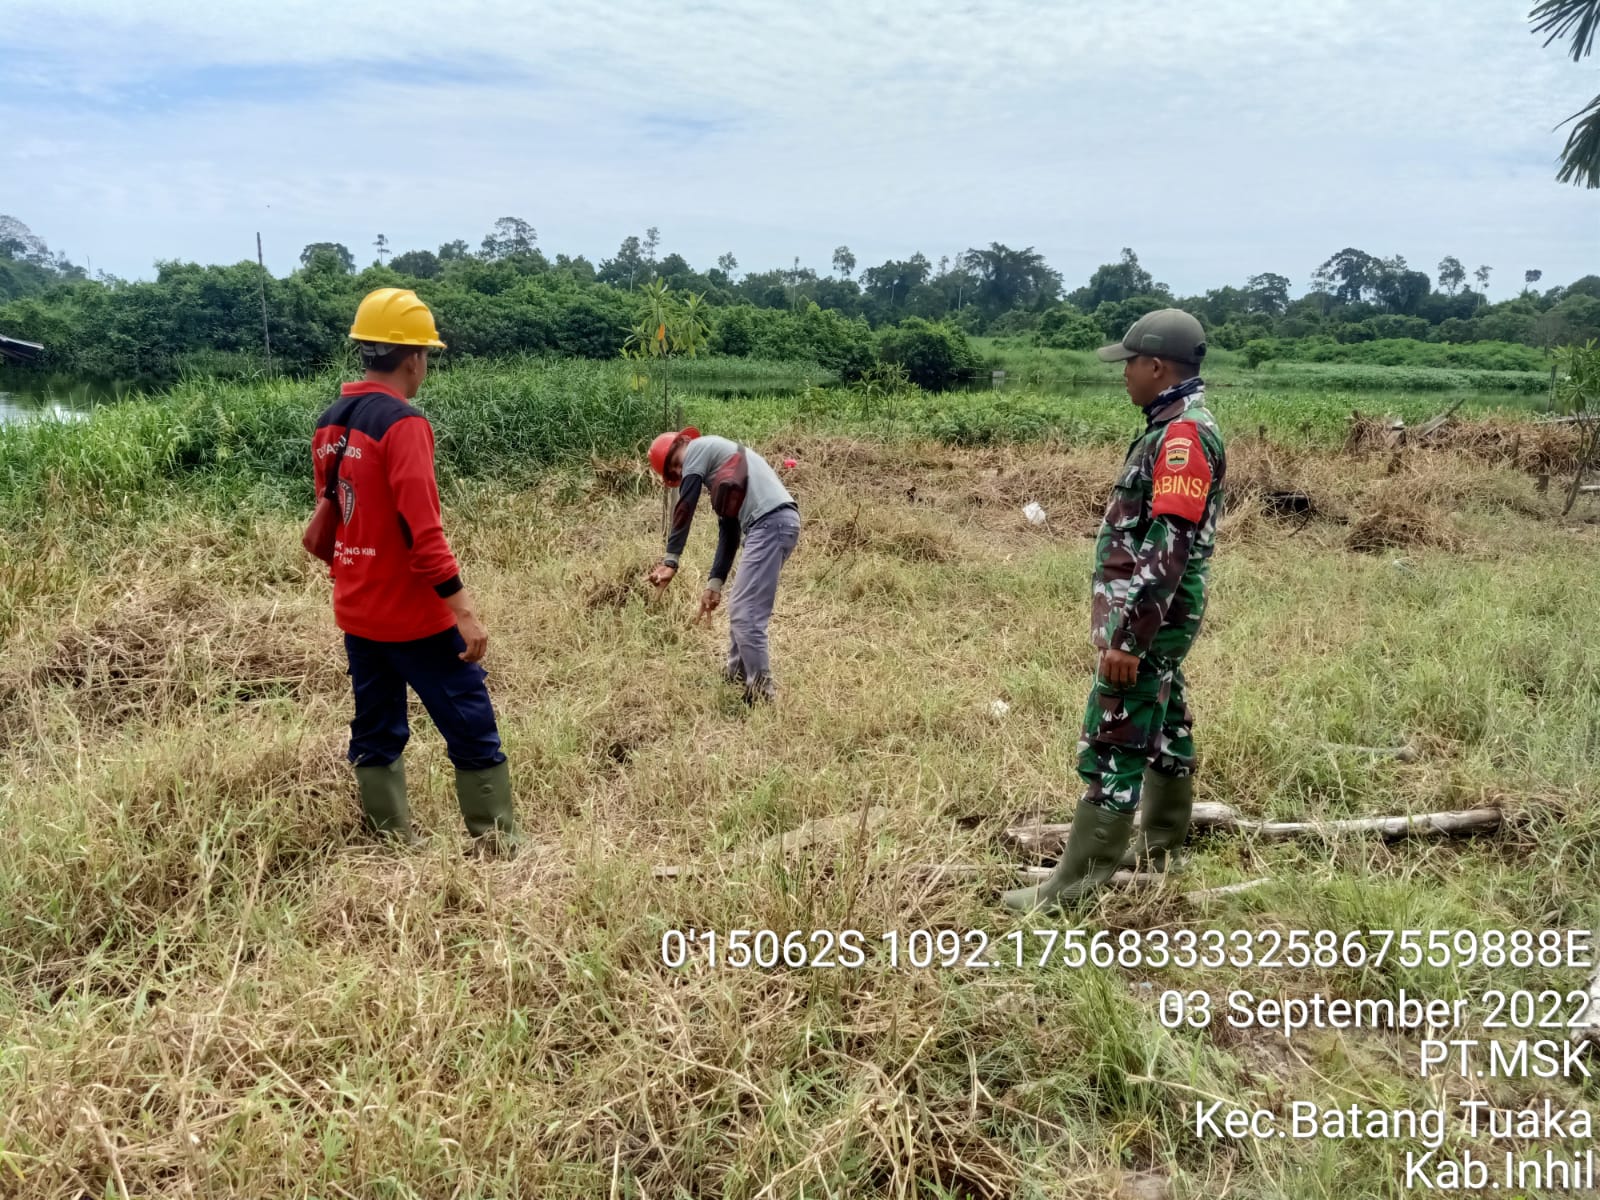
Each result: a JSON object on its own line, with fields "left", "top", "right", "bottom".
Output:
{"left": 0, "top": 358, "right": 661, "bottom": 513}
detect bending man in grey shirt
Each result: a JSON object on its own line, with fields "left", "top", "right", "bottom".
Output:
{"left": 646, "top": 428, "right": 801, "bottom": 703}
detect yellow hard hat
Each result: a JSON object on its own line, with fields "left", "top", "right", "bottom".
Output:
{"left": 348, "top": 287, "right": 447, "bottom": 349}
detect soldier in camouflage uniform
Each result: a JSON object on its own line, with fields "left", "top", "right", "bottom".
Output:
{"left": 1004, "top": 309, "right": 1226, "bottom": 913}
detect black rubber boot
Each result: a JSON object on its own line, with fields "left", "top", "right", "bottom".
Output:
{"left": 355, "top": 759, "right": 415, "bottom": 844}
{"left": 455, "top": 761, "right": 517, "bottom": 857}
{"left": 1001, "top": 802, "right": 1135, "bottom": 914}
{"left": 1120, "top": 769, "right": 1195, "bottom": 870}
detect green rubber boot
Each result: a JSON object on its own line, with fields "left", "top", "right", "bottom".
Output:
{"left": 456, "top": 761, "right": 517, "bottom": 856}
{"left": 1120, "top": 769, "right": 1195, "bottom": 870}
{"left": 1002, "top": 802, "right": 1134, "bottom": 914}
{"left": 355, "top": 759, "right": 415, "bottom": 844}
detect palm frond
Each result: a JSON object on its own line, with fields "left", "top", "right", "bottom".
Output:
{"left": 1555, "top": 92, "right": 1600, "bottom": 187}
{"left": 1531, "top": 0, "right": 1600, "bottom": 62}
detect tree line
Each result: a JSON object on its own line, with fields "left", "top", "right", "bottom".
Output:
{"left": 2, "top": 214, "right": 1598, "bottom": 384}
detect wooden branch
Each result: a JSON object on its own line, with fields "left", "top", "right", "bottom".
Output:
{"left": 1189, "top": 801, "right": 1242, "bottom": 826}
{"left": 1004, "top": 806, "right": 1502, "bottom": 857}
{"left": 1414, "top": 397, "right": 1467, "bottom": 442}
{"left": 1241, "top": 808, "right": 1502, "bottom": 842}
{"left": 1187, "top": 877, "right": 1274, "bottom": 900}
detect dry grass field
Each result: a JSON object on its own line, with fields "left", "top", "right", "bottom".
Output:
{"left": 0, "top": 377, "right": 1597, "bottom": 1197}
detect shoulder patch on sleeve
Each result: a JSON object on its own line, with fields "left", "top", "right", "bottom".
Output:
{"left": 1151, "top": 421, "right": 1213, "bottom": 524}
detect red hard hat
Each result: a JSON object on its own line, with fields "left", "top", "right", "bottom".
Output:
{"left": 648, "top": 427, "right": 700, "bottom": 479}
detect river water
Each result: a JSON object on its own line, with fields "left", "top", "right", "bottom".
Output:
{"left": 0, "top": 372, "right": 132, "bottom": 424}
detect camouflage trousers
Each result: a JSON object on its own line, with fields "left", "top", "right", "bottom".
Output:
{"left": 1077, "top": 653, "right": 1196, "bottom": 814}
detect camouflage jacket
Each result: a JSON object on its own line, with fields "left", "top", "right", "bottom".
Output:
{"left": 1091, "top": 377, "right": 1227, "bottom": 660}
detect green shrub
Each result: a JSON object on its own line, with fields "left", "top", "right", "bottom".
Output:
{"left": 1210, "top": 318, "right": 1273, "bottom": 350}
{"left": 1241, "top": 336, "right": 1548, "bottom": 373}
{"left": 1036, "top": 305, "right": 1103, "bottom": 350}
{"left": 875, "top": 318, "right": 978, "bottom": 391}
{"left": 709, "top": 304, "right": 873, "bottom": 379}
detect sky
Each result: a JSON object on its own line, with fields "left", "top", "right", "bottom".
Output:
{"left": 2, "top": 0, "right": 1597, "bottom": 300}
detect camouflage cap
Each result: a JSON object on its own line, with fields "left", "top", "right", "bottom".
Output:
{"left": 1096, "top": 308, "right": 1207, "bottom": 365}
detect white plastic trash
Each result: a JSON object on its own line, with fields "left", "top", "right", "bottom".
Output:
{"left": 1022, "top": 502, "right": 1047, "bottom": 526}
{"left": 989, "top": 699, "right": 1011, "bottom": 718}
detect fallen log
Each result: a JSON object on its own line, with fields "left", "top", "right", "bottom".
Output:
{"left": 1241, "top": 808, "right": 1502, "bottom": 841}
{"left": 1004, "top": 806, "right": 1502, "bottom": 857}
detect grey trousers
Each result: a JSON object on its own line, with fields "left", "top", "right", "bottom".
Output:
{"left": 726, "top": 506, "right": 801, "bottom": 691}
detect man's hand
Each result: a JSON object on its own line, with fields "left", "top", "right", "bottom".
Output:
{"left": 697, "top": 588, "right": 721, "bottom": 620}
{"left": 445, "top": 587, "right": 489, "bottom": 662}
{"left": 1098, "top": 647, "right": 1140, "bottom": 688}
{"left": 647, "top": 562, "right": 677, "bottom": 588}
{"left": 456, "top": 611, "right": 489, "bottom": 663}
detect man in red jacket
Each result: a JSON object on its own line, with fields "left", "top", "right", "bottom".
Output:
{"left": 311, "top": 288, "right": 515, "bottom": 850}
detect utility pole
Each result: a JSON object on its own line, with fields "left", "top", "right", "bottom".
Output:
{"left": 256, "top": 232, "right": 274, "bottom": 377}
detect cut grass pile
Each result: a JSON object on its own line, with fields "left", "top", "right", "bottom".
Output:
{"left": 0, "top": 414, "right": 1598, "bottom": 1197}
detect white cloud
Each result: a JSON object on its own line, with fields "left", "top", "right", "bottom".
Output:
{"left": 3, "top": 0, "right": 1596, "bottom": 293}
